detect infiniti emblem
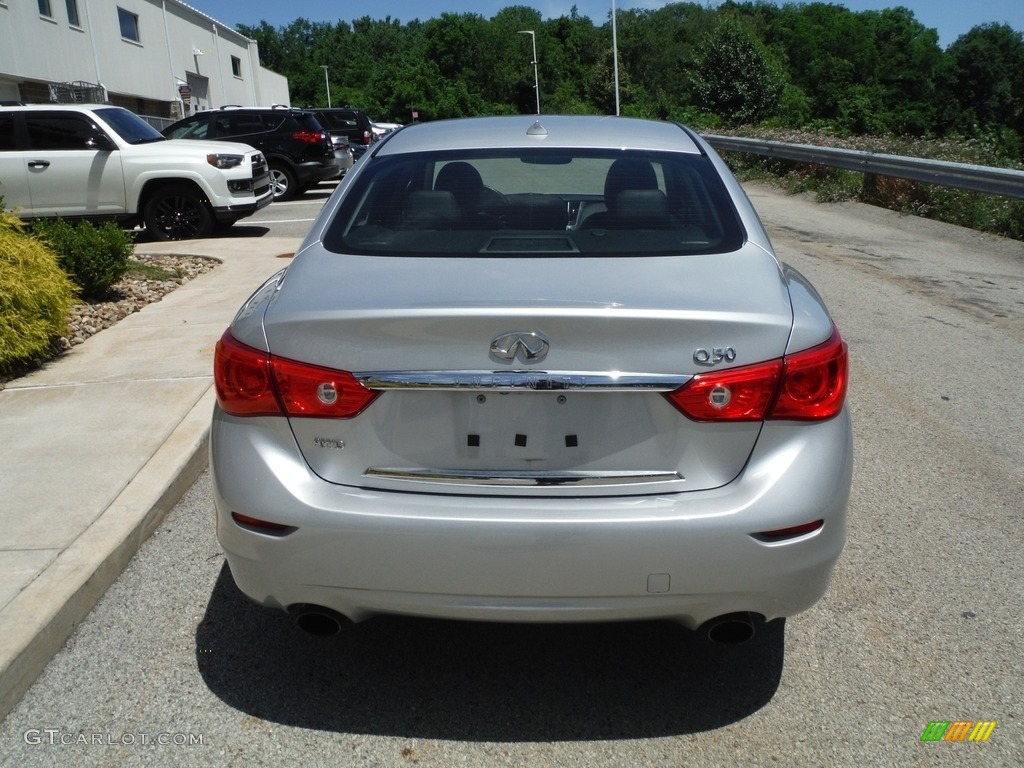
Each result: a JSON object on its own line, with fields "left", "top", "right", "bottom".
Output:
{"left": 490, "top": 332, "right": 550, "bottom": 363}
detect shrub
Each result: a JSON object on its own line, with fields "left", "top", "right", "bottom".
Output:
{"left": 0, "top": 213, "right": 77, "bottom": 375}
{"left": 29, "top": 219, "right": 134, "bottom": 299}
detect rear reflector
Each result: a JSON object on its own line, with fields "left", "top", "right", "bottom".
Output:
{"left": 754, "top": 519, "right": 824, "bottom": 541}
{"left": 231, "top": 512, "right": 297, "bottom": 536}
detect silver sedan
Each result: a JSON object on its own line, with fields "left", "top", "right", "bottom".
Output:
{"left": 211, "top": 115, "right": 852, "bottom": 642}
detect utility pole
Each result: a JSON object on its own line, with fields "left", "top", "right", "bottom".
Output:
{"left": 517, "top": 30, "right": 541, "bottom": 114}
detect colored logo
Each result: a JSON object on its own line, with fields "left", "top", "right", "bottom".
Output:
{"left": 920, "top": 721, "right": 997, "bottom": 742}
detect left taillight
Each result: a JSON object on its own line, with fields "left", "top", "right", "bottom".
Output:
{"left": 214, "top": 330, "right": 379, "bottom": 418}
{"left": 214, "top": 330, "right": 281, "bottom": 416}
{"left": 665, "top": 325, "right": 848, "bottom": 422}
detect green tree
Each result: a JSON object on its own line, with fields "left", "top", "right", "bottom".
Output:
{"left": 541, "top": 7, "right": 602, "bottom": 114}
{"left": 940, "top": 23, "right": 1024, "bottom": 142}
{"left": 230, "top": 4, "right": 1023, "bottom": 152}
{"left": 614, "top": 3, "right": 714, "bottom": 118}
{"left": 487, "top": 6, "right": 547, "bottom": 114}
{"left": 691, "top": 16, "right": 787, "bottom": 125}
{"left": 861, "top": 8, "right": 942, "bottom": 134}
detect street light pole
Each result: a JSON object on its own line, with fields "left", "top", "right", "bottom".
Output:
{"left": 517, "top": 30, "right": 540, "bottom": 115}
{"left": 611, "top": 1, "right": 620, "bottom": 115}
{"left": 321, "top": 65, "right": 331, "bottom": 108}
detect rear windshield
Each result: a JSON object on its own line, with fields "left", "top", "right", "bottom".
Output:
{"left": 322, "top": 148, "right": 745, "bottom": 256}
{"left": 316, "top": 111, "right": 359, "bottom": 131}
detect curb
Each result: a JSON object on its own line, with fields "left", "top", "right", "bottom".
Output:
{"left": 0, "top": 387, "right": 215, "bottom": 721}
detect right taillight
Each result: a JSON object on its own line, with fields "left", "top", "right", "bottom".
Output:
{"left": 665, "top": 325, "right": 848, "bottom": 422}
{"left": 214, "top": 330, "right": 379, "bottom": 418}
{"left": 770, "top": 326, "right": 848, "bottom": 420}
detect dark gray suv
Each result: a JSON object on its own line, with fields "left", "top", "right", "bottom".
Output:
{"left": 305, "top": 107, "right": 375, "bottom": 161}
{"left": 163, "top": 107, "right": 337, "bottom": 200}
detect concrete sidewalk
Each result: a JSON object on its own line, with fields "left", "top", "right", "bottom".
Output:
{"left": 0, "top": 236, "right": 301, "bottom": 720}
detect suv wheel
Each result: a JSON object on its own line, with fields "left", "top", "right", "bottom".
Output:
{"left": 144, "top": 185, "right": 215, "bottom": 241}
{"left": 269, "top": 164, "right": 298, "bottom": 201}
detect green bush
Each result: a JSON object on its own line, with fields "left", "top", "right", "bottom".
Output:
{"left": 0, "top": 213, "right": 77, "bottom": 375}
{"left": 30, "top": 219, "right": 134, "bottom": 299}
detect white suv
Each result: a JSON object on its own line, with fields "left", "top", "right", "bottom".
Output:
{"left": 0, "top": 104, "right": 272, "bottom": 240}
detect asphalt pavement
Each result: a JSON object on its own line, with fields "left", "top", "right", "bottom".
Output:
{"left": 1, "top": 187, "right": 1022, "bottom": 764}
{"left": 0, "top": 236, "right": 302, "bottom": 721}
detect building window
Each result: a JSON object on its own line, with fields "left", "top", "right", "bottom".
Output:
{"left": 65, "top": 0, "right": 80, "bottom": 26}
{"left": 38, "top": 0, "right": 53, "bottom": 17}
{"left": 231, "top": 56, "right": 242, "bottom": 78}
{"left": 117, "top": 7, "right": 139, "bottom": 42}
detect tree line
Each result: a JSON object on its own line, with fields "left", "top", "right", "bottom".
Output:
{"left": 239, "top": 2, "right": 1024, "bottom": 158}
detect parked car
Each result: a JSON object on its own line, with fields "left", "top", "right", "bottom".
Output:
{"left": 305, "top": 107, "right": 374, "bottom": 161}
{"left": 0, "top": 103, "right": 271, "bottom": 240}
{"left": 330, "top": 136, "right": 355, "bottom": 177}
{"left": 163, "top": 107, "right": 337, "bottom": 201}
{"left": 212, "top": 115, "right": 852, "bottom": 642}
{"left": 371, "top": 121, "right": 402, "bottom": 138}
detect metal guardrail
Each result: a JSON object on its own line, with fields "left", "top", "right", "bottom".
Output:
{"left": 704, "top": 134, "right": 1024, "bottom": 200}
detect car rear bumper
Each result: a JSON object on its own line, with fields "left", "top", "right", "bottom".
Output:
{"left": 212, "top": 408, "right": 852, "bottom": 629}
{"left": 294, "top": 160, "right": 340, "bottom": 186}
{"left": 332, "top": 149, "right": 354, "bottom": 176}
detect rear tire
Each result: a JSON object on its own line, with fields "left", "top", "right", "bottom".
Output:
{"left": 143, "top": 185, "right": 214, "bottom": 241}
{"left": 269, "top": 164, "right": 298, "bottom": 201}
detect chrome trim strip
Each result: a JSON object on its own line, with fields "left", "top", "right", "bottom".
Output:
{"left": 354, "top": 371, "right": 690, "bottom": 392}
{"left": 364, "top": 468, "right": 684, "bottom": 487}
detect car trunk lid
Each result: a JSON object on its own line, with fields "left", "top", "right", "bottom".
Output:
{"left": 262, "top": 245, "right": 793, "bottom": 497}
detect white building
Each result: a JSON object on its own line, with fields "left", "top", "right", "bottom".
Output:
{"left": 0, "top": 1, "right": 289, "bottom": 124}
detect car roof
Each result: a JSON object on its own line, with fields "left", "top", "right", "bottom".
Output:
{"left": 309, "top": 107, "right": 365, "bottom": 114}
{"left": 212, "top": 106, "right": 309, "bottom": 114}
{"left": 0, "top": 103, "right": 120, "bottom": 111}
{"left": 375, "top": 115, "right": 703, "bottom": 155}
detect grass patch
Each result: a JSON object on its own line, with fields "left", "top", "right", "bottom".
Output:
{"left": 125, "top": 259, "right": 182, "bottom": 282}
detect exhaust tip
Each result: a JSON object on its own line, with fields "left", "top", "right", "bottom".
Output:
{"left": 701, "top": 612, "right": 757, "bottom": 644}
{"left": 292, "top": 605, "right": 348, "bottom": 636}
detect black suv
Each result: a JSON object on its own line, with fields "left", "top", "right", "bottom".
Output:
{"left": 305, "top": 107, "right": 375, "bottom": 161}
{"left": 163, "top": 107, "right": 337, "bottom": 200}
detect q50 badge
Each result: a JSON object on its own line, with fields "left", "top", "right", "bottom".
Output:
{"left": 693, "top": 347, "right": 737, "bottom": 367}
